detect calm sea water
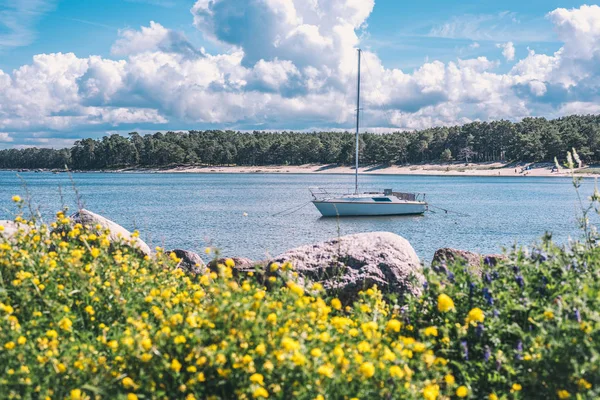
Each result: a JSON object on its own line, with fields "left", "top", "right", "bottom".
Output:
{"left": 0, "top": 171, "right": 596, "bottom": 263}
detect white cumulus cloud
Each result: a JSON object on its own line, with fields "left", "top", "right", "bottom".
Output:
{"left": 497, "top": 41, "right": 515, "bottom": 61}
{"left": 1, "top": 4, "right": 600, "bottom": 147}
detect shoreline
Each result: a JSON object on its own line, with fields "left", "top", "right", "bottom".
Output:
{"left": 3, "top": 162, "right": 599, "bottom": 178}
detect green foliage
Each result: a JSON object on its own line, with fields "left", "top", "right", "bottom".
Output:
{"left": 440, "top": 149, "right": 453, "bottom": 162}
{"left": 3, "top": 114, "right": 600, "bottom": 170}
{"left": 409, "top": 239, "right": 600, "bottom": 399}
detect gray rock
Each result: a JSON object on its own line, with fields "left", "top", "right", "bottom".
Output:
{"left": 207, "top": 257, "right": 255, "bottom": 272}
{"left": 432, "top": 248, "right": 506, "bottom": 273}
{"left": 69, "top": 209, "right": 152, "bottom": 256}
{"left": 0, "top": 220, "right": 30, "bottom": 239}
{"left": 270, "top": 232, "right": 424, "bottom": 302}
{"left": 168, "top": 249, "right": 206, "bottom": 275}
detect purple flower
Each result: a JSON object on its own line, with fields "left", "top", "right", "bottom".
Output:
{"left": 461, "top": 340, "right": 469, "bottom": 361}
{"left": 469, "top": 282, "right": 476, "bottom": 297}
{"left": 493, "top": 309, "right": 500, "bottom": 317}
{"left": 515, "top": 341, "right": 523, "bottom": 360}
{"left": 484, "top": 272, "right": 492, "bottom": 284}
{"left": 476, "top": 323, "right": 484, "bottom": 337}
{"left": 447, "top": 271, "right": 455, "bottom": 283}
{"left": 484, "top": 346, "right": 491, "bottom": 362}
{"left": 532, "top": 249, "right": 548, "bottom": 262}
{"left": 483, "top": 287, "right": 494, "bottom": 305}
{"left": 574, "top": 309, "right": 581, "bottom": 323}
{"left": 515, "top": 274, "right": 525, "bottom": 288}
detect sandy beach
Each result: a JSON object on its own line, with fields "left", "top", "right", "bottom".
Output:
{"left": 149, "top": 162, "right": 599, "bottom": 178}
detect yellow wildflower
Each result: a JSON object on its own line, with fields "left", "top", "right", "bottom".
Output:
{"left": 424, "top": 326, "right": 438, "bottom": 337}
{"left": 386, "top": 319, "right": 401, "bottom": 332}
{"left": 578, "top": 378, "right": 592, "bottom": 390}
{"left": 317, "top": 364, "right": 334, "bottom": 378}
{"left": 437, "top": 294, "right": 455, "bottom": 312}
{"left": 141, "top": 338, "right": 152, "bottom": 350}
{"left": 423, "top": 384, "right": 440, "bottom": 400}
{"left": 465, "top": 308, "right": 485, "bottom": 324}
{"left": 250, "top": 373, "right": 264, "bottom": 386}
{"left": 359, "top": 362, "right": 375, "bottom": 378}
{"left": 58, "top": 317, "right": 73, "bottom": 331}
{"left": 557, "top": 390, "right": 570, "bottom": 399}
{"left": 171, "top": 359, "right": 182, "bottom": 373}
{"left": 287, "top": 282, "right": 304, "bottom": 297}
{"left": 122, "top": 377, "right": 135, "bottom": 388}
{"left": 456, "top": 386, "right": 469, "bottom": 398}
{"left": 331, "top": 298, "right": 342, "bottom": 310}
{"left": 252, "top": 387, "right": 269, "bottom": 398}
{"left": 174, "top": 335, "right": 187, "bottom": 344}
{"left": 389, "top": 365, "right": 404, "bottom": 378}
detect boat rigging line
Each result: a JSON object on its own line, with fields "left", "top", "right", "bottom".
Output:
{"left": 271, "top": 201, "right": 313, "bottom": 217}
{"left": 427, "top": 204, "right": 470, "bottom": 217}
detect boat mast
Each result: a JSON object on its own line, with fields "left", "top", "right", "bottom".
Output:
{"left": 355, "top": 48, "right": 361, "bottom": 195}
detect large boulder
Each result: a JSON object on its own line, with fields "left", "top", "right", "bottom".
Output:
{"left": 0, "top": 220, "right": 30, "bottom": 239}
{"left": 69, "top": 209, "right": 152, "bottom": 256}
{"left": 269, "top": 232, "right": 424, "bottom": 302}
{"left": 432, "top": 248, "right": 506, "bottom": 272}
{"left": 168, "top": 249, "right": 206, "bottom": 275}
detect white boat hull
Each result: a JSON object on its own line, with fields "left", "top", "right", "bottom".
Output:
{"left": 312, "top": 200, "right": 427, "bottom": 217}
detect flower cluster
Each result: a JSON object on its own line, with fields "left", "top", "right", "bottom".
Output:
{"left": 1, "top": 202, "right": 599, "bottom": 399}
{"left": 407, "top": 237, "right": 600, "bottom": 399}
{"left": 0, "top": 209, "right": 454, "bottom": 399}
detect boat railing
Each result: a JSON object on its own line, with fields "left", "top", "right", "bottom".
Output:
{"left": 309, "top": 187, "right": 426, "bottom": 202}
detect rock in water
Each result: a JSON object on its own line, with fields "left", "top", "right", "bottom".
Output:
{"left": 270, "top": 232, "right": 424, "bottom": 302}
{"left": 168, "top": 249, "right": 206, "bottom": 275}
{"left": 0, "top": 220, "right": 30, "bottom": 239}
{"left": 70, "top": 209, "right": 152, "bottom": 256}
{"left": 432, "top": 248, "right": 506, "bottom": 273}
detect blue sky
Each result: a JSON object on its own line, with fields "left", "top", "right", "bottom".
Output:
{"left": 1, "top": 0, "right": 582, "bottom": 72}
{"left": 0, "top": 0, "right": 598, "bottom": 148}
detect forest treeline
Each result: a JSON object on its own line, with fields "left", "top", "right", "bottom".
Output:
{"left": 1, "top": 115, "right": 600, "bottom": 170}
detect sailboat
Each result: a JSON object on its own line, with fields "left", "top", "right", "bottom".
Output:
{"left": 311, "top": 49, "right": 428, "bottom": 217}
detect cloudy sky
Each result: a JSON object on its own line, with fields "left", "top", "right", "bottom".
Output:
{"left": 0, "top": 0, "right": 598, "bottom": 148}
